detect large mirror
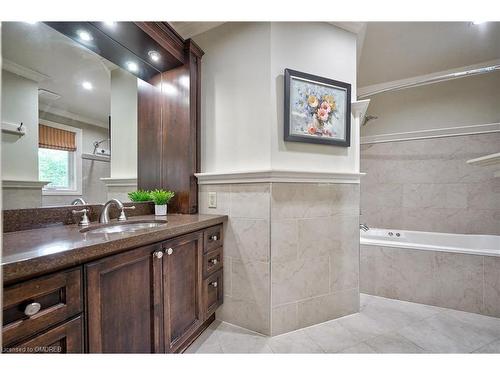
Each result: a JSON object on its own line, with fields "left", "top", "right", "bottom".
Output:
{"left": 1, "top": 22, "right": 162, "bottom": 209}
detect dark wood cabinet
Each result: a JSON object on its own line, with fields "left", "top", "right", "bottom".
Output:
{"left": 5, "top": 316, "right": 83, "bottom": 354}
{"left": 162, "top": 232, "right": 204, "bottom": 352}
{"left": 3, "top": 224, "right": 223, "bottom": 354}
{"left": 85, "top": 243, "right": 163, "bottom": 353}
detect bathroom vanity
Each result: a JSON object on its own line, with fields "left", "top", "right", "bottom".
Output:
{"left": 2, "top": 214, "right": 226, "bottom": 353}
{"left": 1, "top": 21, "right": 212, "bottom": 354}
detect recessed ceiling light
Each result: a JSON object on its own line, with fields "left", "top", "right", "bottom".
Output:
{"left": 77, "top": 30, "right": 93, "bottom": 41}
{"left": 82, "top": 81, "right": 93, "bottom": 90}
{"left": 148, "top": 50, "right": 161, "bottom": 62}
{"left": 24, "top": 21, "right": 38, "bottom": 25}
{"left": 472, "top": 21, "right": 487, "bottom": 25}
{"left": 126, "top": 61, "right": 139, "bottom": 72}
{"left": 103, "top": 21, "right": 116, "bottom": 27}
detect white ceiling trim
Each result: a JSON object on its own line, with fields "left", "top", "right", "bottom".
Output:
{"left": 39, "top": 107, "right": 108, "bottom": 129}
{"left": 2, "top": 58, "right": 50, "bottom": 83}
{"left": 358, "top": 59, "right": 500, "bottom": 99}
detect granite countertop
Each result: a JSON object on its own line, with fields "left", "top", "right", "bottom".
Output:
{"left": 2, "top": 214, "right": 227, "bottom": 284}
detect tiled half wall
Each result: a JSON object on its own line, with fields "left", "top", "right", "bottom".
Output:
{"left": 360, "top": 133, "right": 500, "bottom": 235}
{"left": 199, "top": 182, "right": 360, "bottom": 336}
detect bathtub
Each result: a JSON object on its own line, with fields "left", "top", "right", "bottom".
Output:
{"left": 360, "top": 228, "right": 500, "bottom": 318}
{"left": 360, "top": 228, "right": 500, "bottom": 257}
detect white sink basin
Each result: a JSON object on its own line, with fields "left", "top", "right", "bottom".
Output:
{"left": 81, "top": 220, "right": 167, "bottom": 234}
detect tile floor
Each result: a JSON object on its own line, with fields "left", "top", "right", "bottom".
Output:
{"left": 186, "top": 294, "right": 500, "bottom": 353}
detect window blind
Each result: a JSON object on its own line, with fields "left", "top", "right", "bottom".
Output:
{"left": 39, "top": 124, "right": 76, "bottom": 151}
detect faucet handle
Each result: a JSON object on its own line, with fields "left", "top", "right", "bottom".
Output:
{"left": 72, "top": 208, "right": 90, "bottom": 226}
{"left": 118, "top": 205, "right": 136, "bottom": 221}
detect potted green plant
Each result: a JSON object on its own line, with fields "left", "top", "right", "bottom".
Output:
{"left": 128, "top": 190, "right": 152, "bottom": 202}
{"left": 149, "top": 189, "right": 175, "bottom": 216}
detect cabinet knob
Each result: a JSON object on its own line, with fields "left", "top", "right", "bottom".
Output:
{"left": 153, "top": 250, "right": 164, "bottom": 259}
{"left": 210, "top": 235, "right": 218, "bottom": 241}
{"left": 210, "top": 258, "right": 218, "bottom": 265}
{"left": 210, "top": 281, "right": 218, "bottom": 288}
{"left": 166, "top": 248, "right": 174, "bottom": 255}
{"left": 24, "top": 302, "right": 41, "bottom": 317}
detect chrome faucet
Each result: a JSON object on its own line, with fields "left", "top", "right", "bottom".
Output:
{"left": 99, "top": 199, "right": 124, "bottom": 224}
{"left": 71, "top": 197, "right": 87, "bottom": 205}
{"left": 360, "top": 223, "right": 370, "bottom": 232}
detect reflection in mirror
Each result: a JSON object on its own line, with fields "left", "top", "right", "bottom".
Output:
{"left": 1, "top": 22, "right": 158, "bottom": 209}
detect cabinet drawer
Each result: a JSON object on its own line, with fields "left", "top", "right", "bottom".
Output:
{"left": 2, "top": 268, "right": 83, "bottom": 346}
{"left": 203, "top": 247, "right": 223, "bottom": 278}
{"left": 3, "top": 316, "right": 83, "bottom": 354}
{"left": 204, "top": 225, "right": 223, "bottom": 253}
{"left": 202, "top": 270, "right": 223, "bottom": 319}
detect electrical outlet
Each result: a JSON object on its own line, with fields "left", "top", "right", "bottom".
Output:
{"left": 208, "top": 192, "right": 217, "bottom": 208}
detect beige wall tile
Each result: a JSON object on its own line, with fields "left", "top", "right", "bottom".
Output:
{"left": 272, "top": 255, "right": 330, "bottom": 306}
{"left": 271, "top": 219, "right": 298, "bottom": 263}
{"left": 271, "top": 183, "right": 334, "bottom": 219}
{"left": 330, "top": 237, "right": 359, "bottom": 292}
{"left": 198, "top": 184, "right": 231, "bottom": 215}
{"left": 224, "top": 218, "right": 270, "bottom": 262}
{"left": 360, "top": 133, "right": 500, "bottom": 235}
{"left": 296, "top": 289, "right": 359, "bottom": 329}
{"left": 231, "top": 259, "right": 270, "bottom": 305}
{"left": 361, "top": 183, "right": 403, "bottom": 209}
{"left": 431, "top": 252, "right": 484, "bottom": 314}
{"left": 297, "top": 217, "right": 335, "bottom": 259}
{"left": 483, "top": 257, "right": 500, "bottom": 318}
{"left": 216, "top": 295, "right": 270, "bottom": 335}
{"left": 271, "top": 303, "right": 299, "bottom": 336}
{"left": 360, "top": 246, "right": 434, "bottom": 304}
{"left": 230, "top": 183, "right": 270, "bottom": 219}
{"left": 403, "top": 184, "right": 467, "bottom": 209}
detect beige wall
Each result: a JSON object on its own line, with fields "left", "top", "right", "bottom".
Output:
{"left": 194, "top": 22, "right": 273, "bottom": 173}
{"left": 1, "top": 70, "right": 39, "bottom": 181}
{"left": 269, "top": 23, "right": 358, "bottom": 173}
{"left": 361, "top": 71, "right": 500, "bottom": 137}
{"left": 195, "top": 22, "right": 359, "bottom": 174}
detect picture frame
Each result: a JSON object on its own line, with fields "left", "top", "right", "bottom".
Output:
{"left": 284, "top": 68, "right": 351, "bottom": 147}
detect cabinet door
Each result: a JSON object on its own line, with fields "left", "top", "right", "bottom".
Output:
{"left": 163, "top": 231, "right": 203, "bottom": 352}
{"left": 4, "top": 316, "right": 83, "bottom": 354}
{"left": 86, "top": 244, "right": 164, "bottom": 353}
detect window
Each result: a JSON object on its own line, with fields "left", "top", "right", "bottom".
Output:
{"left": 38, "top": 121, "right": 82, "bottom": 195}
{"left": 39, "top": 148, "right": 75, "bottom": 190}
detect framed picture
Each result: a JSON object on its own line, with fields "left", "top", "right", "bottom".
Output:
{"left": 284, "top": 68, "right": 351, "bottom": 147}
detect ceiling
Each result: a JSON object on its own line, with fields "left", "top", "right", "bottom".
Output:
{"left": 170, "top": 21, "right": 500, "bottom": 91}
{"left": 358, "top": 22, "right": 500, "bottom": 87}
{"left": 2, "top": 22, "right": 113, "bottom": 127}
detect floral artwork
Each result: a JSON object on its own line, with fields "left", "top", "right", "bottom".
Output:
{"left": 284, "top": 69, "right": 351, "bottom": 146}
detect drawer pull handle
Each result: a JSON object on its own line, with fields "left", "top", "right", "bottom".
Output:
{"left": 210, "top": 235, "right": 218, "bottom": 241}
{"left": 166, "top": 248, "right": 174, "bottom": 255}
{"left": 24, "top": 302, "right": 41, "bottom": 317}
{"left": 210, "top": 259, "right": 218, "bottom": 265}
{"left": 210, "top": 281, "right": 218, "bottom": 288}
{"left": 153, "top": 251, "right": 164, "bottom": 259}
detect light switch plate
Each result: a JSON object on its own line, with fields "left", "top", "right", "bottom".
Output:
{"left": 208, "top": 192, "right": 217, "bottom": 208}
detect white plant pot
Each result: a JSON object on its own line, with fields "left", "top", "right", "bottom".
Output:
{"left": 155, "top": 204, "right": 167, "bottom": 216}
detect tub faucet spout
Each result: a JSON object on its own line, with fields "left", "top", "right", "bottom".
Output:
{"left": 360, "top": 223, "right": 369, "bottom": 232}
